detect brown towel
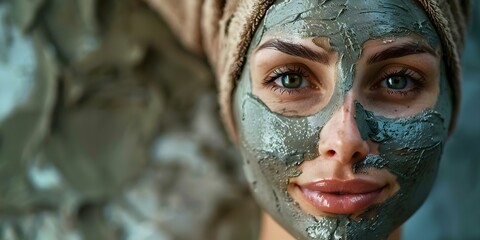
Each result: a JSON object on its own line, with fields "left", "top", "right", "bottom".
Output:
{"left": 146, "top": 0, "right": 471, "bottom": 140}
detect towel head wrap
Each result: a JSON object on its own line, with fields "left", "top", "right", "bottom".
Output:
{"left": 147, "top": 0, "right": 470, "bottom": 140}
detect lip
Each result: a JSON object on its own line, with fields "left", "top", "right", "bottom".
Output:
{"left": 298, "top": 179, "right": 385, "bottom": 214}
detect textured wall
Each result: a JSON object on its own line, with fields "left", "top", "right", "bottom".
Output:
{"left": 0, "top": 0, "right": 259, "bottom": 239}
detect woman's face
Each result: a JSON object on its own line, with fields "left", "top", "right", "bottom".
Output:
{"left": 233, "top": 0, "right": 452, "bottom": 239}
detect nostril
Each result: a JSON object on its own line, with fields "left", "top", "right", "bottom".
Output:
{"left": 326, "top": 150, "right": 336, "bottom": 157}
{"left": 352, "top": 152, "right": 363, "bottom": 161}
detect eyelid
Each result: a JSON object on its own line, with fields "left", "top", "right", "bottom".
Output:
{"left": 381, "top": 68, "right": 424, "bottom": 83}
{"left": 368, "top": 65, "right": 426, "bottom": 87}
{"left": 264, "top": 64, "right": 310, "bottom": 84}
{"left": 255, "top": 39, "right": 331, "bottom": 65}
{"left": 252, "top": 45, "right": 335, "bottom": 82}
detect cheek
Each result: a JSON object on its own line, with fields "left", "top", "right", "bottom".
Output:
{"left": 233, "top": 74, "right": 322, "bottom": 217}
{"left": 371, "top": 109, "right": 447, "bottom": 214}
{"left": 434, "top": 67, "right": 454, "bottom": 130}
{"left": 233, "top": 70, "right": 321, "bottom": 165}
{"left": 234, "top": 92, "right": 320, "bottom": 181}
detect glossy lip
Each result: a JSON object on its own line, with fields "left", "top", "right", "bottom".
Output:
{"left": 298, "top": 179, "right": 385, "bottom": 214}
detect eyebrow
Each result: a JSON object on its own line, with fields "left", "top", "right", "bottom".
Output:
{"left": 256, "top": 39, "right": 330, "bottom": 65}
{"left": 367, "top": 41, "right": 437, "bottom": 64}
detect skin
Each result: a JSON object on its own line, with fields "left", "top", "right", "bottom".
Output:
{"left": 233, "top": 0, "right": 452, "bottom": 239}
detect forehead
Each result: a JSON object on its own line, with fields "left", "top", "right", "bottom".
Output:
{"left": 258, "top": 0, "right": 440, "bottom": 55}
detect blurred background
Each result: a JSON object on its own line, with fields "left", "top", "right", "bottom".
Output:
{"left": 0, "top": 0, "right": 258, "bottom": 239}
{"left": 0, "top": 0, "right": 478, "bottom": 239}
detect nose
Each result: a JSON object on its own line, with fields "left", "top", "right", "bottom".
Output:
{"left": 318, "top": 97, "right": 369, "bottom": 165}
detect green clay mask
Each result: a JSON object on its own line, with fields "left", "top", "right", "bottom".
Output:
{"left": 233, "top": 0, "right": 452, "bottom": 239}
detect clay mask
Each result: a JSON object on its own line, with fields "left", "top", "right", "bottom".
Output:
{"left": 233, "top": 0, "right": 452, "bottom": 239}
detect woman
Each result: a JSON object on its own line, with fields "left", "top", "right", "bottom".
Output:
{"left": 148, "top": 0, "right": 470, "bottom": 239}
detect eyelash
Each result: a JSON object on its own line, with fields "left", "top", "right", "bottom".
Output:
{"left": 373, "top": 68, "right": 426, "bottom": 96}
{"left": 262, "top": 65, "right": 426, "bottom": 98}
{"left": 263, "top": 65, "right": 311, "bottom": 95}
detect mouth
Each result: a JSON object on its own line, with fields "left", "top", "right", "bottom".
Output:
{"left": 297, "top": 179, "right": 385, "bottom": 215}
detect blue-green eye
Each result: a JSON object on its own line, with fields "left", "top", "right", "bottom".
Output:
{"left": 378, "top": 68, "right": 424, "bottom": 93}
{"left": 266, "top": 66, "right": 312, "bottom": 93}
{"left": 385, "top": 76, "right": 408, "bottom": 89}
{"left": 280, "top": 73, "right": 304, "bottom": 88}
{"left": 273, "top": 73, "right": 310, "bottom": 90}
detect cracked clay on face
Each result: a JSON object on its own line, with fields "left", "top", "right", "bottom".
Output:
{"left": 233, "top": 0, "right": 452, "bottom": 239}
